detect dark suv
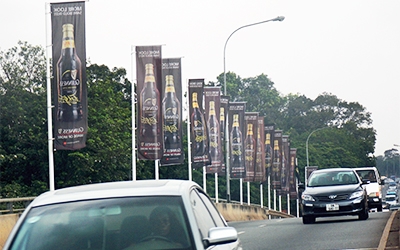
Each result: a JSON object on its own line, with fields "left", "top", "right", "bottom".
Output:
{"left": 300, "top": 168, "right": 369, "bottom": 224}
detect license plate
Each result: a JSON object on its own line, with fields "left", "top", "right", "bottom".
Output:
{"left": 326, "top": 204, "right": 339, "bottom": 211}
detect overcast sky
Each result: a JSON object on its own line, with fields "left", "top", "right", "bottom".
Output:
{"left": 2, "top": 0, "right": 400, "bottom": 156}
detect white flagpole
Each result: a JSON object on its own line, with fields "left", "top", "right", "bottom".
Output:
{"left": 45, "top": 2, "right": 55, "bottom": 191}
{"left": 131, "top": 45, "right": 136, "bottom": 181}
{"left": 215, "top": 173, "right": 219, "bottom": 203}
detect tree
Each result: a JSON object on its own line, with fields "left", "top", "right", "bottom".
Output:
{"left": 0, "top": 41, "right": 48, "bottom": 197}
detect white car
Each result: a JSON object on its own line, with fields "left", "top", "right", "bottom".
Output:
{"left": 3, "top": 180, "right": 242, "bottom": 250}
{"left": 354, "top": 167, "right": 384, "bottom": 212}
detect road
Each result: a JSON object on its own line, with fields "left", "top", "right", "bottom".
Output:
{"left": 229, "top": 211, "right": 391, "bottom": 250}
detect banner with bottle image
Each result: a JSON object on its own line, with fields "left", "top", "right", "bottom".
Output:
{"left": 188, "top": 79, "right": 210, "bottom": 168}
{"left": 272, "top": 130, "right": 283, "bottom": 190}
{"left": 289, "top": 148, "right": 298, "bottom": 199}
{"left": 160, "top": 58, "right": 184, "bottom": 166}
{"left": 280, "top": 135, "right": 290, "bottom": 194}
{"left": 51, "top": 1, "right": 87, "bottom": 150}
{"left": 228, "top": 102, "right": 246, "bottom": 179}
{"left": 136, "top": 45, "right": 163, "bottom": 160}
{"left": 244, "top": 112, "right": 258, "bottom": 182}
{"left": 218, "top": 95, "right": 229, "bottom": 175}
{"left": 264, "top": 124, "right": 274, "bottom": 178}
{"left": 204, "top": 87, "right": 222, "bottom": 173}
{"left": 254, "top": 116, "right": 266, "bottom": 182}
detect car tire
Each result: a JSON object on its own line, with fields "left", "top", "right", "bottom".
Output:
{"left": 302, "top": 216, "right": 315, "bottom": 224}
{"left": 377, "top": 205, "right": 383, "bottom": 212}
{"left": 358, "top": 207, "right": 369, "bottom": 220}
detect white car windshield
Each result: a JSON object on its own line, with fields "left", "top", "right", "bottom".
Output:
{"left": 9, "top": 196, "right": 194, "bottom": 250}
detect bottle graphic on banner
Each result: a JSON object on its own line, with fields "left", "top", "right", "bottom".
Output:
{"left": 245, "top": 123, "right": 255, "bottom": 174}
{"left": 230, "top": 114, "right": 243, "bottom": 172}
{"left": 140, "top": 63, "right": 160, "bottom": 142}
{"left": 265, "top": 133, "right": 272, "bottom": 170}
{"left": 57, "top": 23, "right": 83, "bottom": 122}
{"left": 219, "top": 107, "right": 225, "bottom": 167}
{"left": 162, "top": 75, "right": 180, "bottom": 151}
{"left": 191, "top": 92, "right": 207, "bottom": 157}
{"left": 256, "top": 127, "right": 263, "bottom": 170}
{"left": 281, "top": 150, "right": 286, "bottom": 190}
{"left": 273, "top": 140, "right": 280, "bottom": 184}
{"left": 208, "top": 101, "right": 220, "bottom": 162}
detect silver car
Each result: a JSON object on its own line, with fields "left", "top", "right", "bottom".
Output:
{"left": 3, "top": 180, "right": 241, "bottom": 250}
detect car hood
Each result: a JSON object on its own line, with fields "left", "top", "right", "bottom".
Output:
{"left": 304, "top": 184, "right": 362, "bottom": 196}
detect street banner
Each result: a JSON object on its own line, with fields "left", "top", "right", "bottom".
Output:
{"left": 51, "top": 1, "right": 87, "bottom": 150}
{"left": 204, "top": 87, "right": 222, "bottom": 173}
{"left": 264, "top": 124, "right": 274, "bottom": 178}
{"left": 281, "top": 135, "right": 290, "bottom": 194}
{"left": 160, "top": 58, "right": 184, "bottom": 166}
{"left": 272, "top": 130, "right": 283, "bottom": 190}
{"left": 289, "top": 148, "right": 298, "bottom": 199}
{"left": 188, "top": 79, "right": 210, "bottom": 167}
{"left": 244, "top": 112, "right": 258, "bottom": 182}
{"left": 254, "top": 117, "right": 266, "bottom": 182}
{"left": 136, "top": 45, "right": 163, "bottom": 160}
{"left": 228, "top": 102, "right": 246, "bottom": 179}
{"left": 219, "top": 95, "right": 229, "bottom": 175}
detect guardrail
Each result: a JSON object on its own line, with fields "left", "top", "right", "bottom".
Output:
{"left": 0, "top": 197, "right": 294, "bottom": 219}
{"left": 0, "top": 197, "right": 35, "bottom": 214}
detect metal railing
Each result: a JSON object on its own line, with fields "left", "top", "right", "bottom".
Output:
{"left": 0, "top": 197, "right": 294, "bottom": 219}
{"left": 0, "top": 197, "right": 35, "bottom": 214}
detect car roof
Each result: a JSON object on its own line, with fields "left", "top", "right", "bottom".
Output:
{"left": 29, "top": 179, "right": 201, "bottom": 207}
{"left": 311, "top": 168, "right": 356, "bottom": 173}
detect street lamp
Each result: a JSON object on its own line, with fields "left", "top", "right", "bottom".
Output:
{"left": 223, "top": 16, "right": 284, "bottom": 202}
{"left": 305, "top": 127, "right": 328, "bottom": 182}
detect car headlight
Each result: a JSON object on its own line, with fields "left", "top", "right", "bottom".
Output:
{"left": 302, "top": 194, "right": 315, "bottom": 201}
{"left": 349, "top": 190, "right": 364, "bottom": 199}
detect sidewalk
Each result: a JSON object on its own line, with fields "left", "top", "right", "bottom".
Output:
{"left": 378, "top": 210, "right": 400, "bottom": 250}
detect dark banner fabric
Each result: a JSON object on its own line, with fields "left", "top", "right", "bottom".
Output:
{"left": 160, "top": 58, "right": 184, "bottom": 166}
{"left": 280, "top": 135, "right": 290, "bottom": 194}
{"left": 254, "top": 117, "right": 266, "bottom": 183}
{"left": 264, "top": 124, "right": 274, "bottom": 178}
{"left": 272, "top": 130, "right": 282, "bottom": 190}
{"left": 204, "top": 87, "right": 222, "bottom": 173}
{"left": 136, "top": 46, "right": 163, "bottom": 160}
{"left": 244, "top": 112, "right": 258, "bottom": 182}
{"left": 289, "top": 148, "right": 298, "bottom": 199}
{"left": 188, "top": 79, "right": 210, "bottom": 168}
{"left": 228, "top": 102, "right": 246, "bottom": 179}
{"left": 51, "top": 1, "right": 87, "bottom": 150}
{"left": 219, "top": 95, "right": 229, "bottom": 175}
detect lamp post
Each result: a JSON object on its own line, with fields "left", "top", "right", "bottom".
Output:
{"left": 393, "top": 144, "right": 400, "bottom": 177}
{"left": 223, "top": 16, "right": 284, "bottom": 202}
{"left": 305, "top": 127, "right": 328, "bottom": 182}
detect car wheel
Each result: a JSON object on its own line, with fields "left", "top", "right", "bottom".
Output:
{"left": 302, "top": 216, "right": 315, "bottom": 224}
{"left": 358, "top": 207, "right": 369, "bottom": 220}
{"left": 377, "top": 205, "right": 383, "bottom": 212}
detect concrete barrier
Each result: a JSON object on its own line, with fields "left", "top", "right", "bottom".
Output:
{"left": 0, "top": 214, "right": 19, "bottom": 249}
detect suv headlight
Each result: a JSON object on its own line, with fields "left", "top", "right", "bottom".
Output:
{"left": 349, "top": 190, "right": 364, "bottom": 199}
{"left": 302, "top": 194, "right": 315, "bottom": 201}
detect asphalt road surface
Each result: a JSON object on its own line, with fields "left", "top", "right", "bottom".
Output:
{"left": 229, "top": 211, "right": 391, "bottom": 250}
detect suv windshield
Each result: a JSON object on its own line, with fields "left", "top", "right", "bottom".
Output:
{"left": 308, "top": 171, "right": 359, "bottom": 187}
{"left": 355, "top": 169, "right": 377, "bottom": 183}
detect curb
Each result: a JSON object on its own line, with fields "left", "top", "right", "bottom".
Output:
{"left": 378, "top": 210, "right": 399, "bottom": 250}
